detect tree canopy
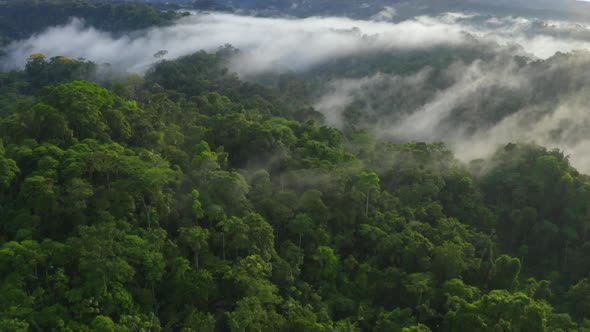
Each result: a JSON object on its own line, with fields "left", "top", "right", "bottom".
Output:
{"left": 1, "top": 9, "right": 590, "bottom": 331}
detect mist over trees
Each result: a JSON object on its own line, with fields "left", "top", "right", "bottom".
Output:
{"left": 3, "top": 1, "right": 590, "bottom": 331}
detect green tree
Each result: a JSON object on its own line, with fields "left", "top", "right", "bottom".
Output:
{"left": 179, "top": 226, "right": 209, "bottom": 269}
{"left": 357, "top": 171, "right": 380, "bottom": 217}
{"left": 489, "top": 255, "right": 521, "bottom": 291}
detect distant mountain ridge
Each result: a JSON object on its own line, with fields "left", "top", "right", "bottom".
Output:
{"left": 149, "top": 0, "right": 590, "bottom": 21}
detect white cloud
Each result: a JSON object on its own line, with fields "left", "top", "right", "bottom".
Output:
{"left": 2, "top": 12, "right": 468, "bottom": 75}
{"left": 314, "top": 54, "right": 590, "bottom": 172}
{"left": 9, "top": 10, "right": 590, "bottom": 76}
{"left": 371, "top": 6, "right": 397, "bottom": 21}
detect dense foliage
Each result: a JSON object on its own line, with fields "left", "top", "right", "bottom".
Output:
{"left": 1, "top": 46, "right": 590, "bottom": 331}
{"left": 0, "top": 0, "right": 186, "bottom": 46}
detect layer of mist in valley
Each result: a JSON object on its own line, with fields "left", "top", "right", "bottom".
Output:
{"left": 5, "top": 0, "right": 590, "bottom": 171}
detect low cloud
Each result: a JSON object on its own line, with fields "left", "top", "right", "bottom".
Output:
{"left": 457, "top": 91, "right": 590, "bottom": 172}
{"left": 5, "top": 11, "right": 590, "bottom": 76}
{"left": 371, "top": 6, "right": 397, "bottom": 21}
{"left": 315, "top": 69, "right": 434, "bottom": 128}
{"left": 315, "top": 53, "right": 590, "bottom": 172}
{"left": 1, "top": 13, "right": 466, "bottom": 75}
